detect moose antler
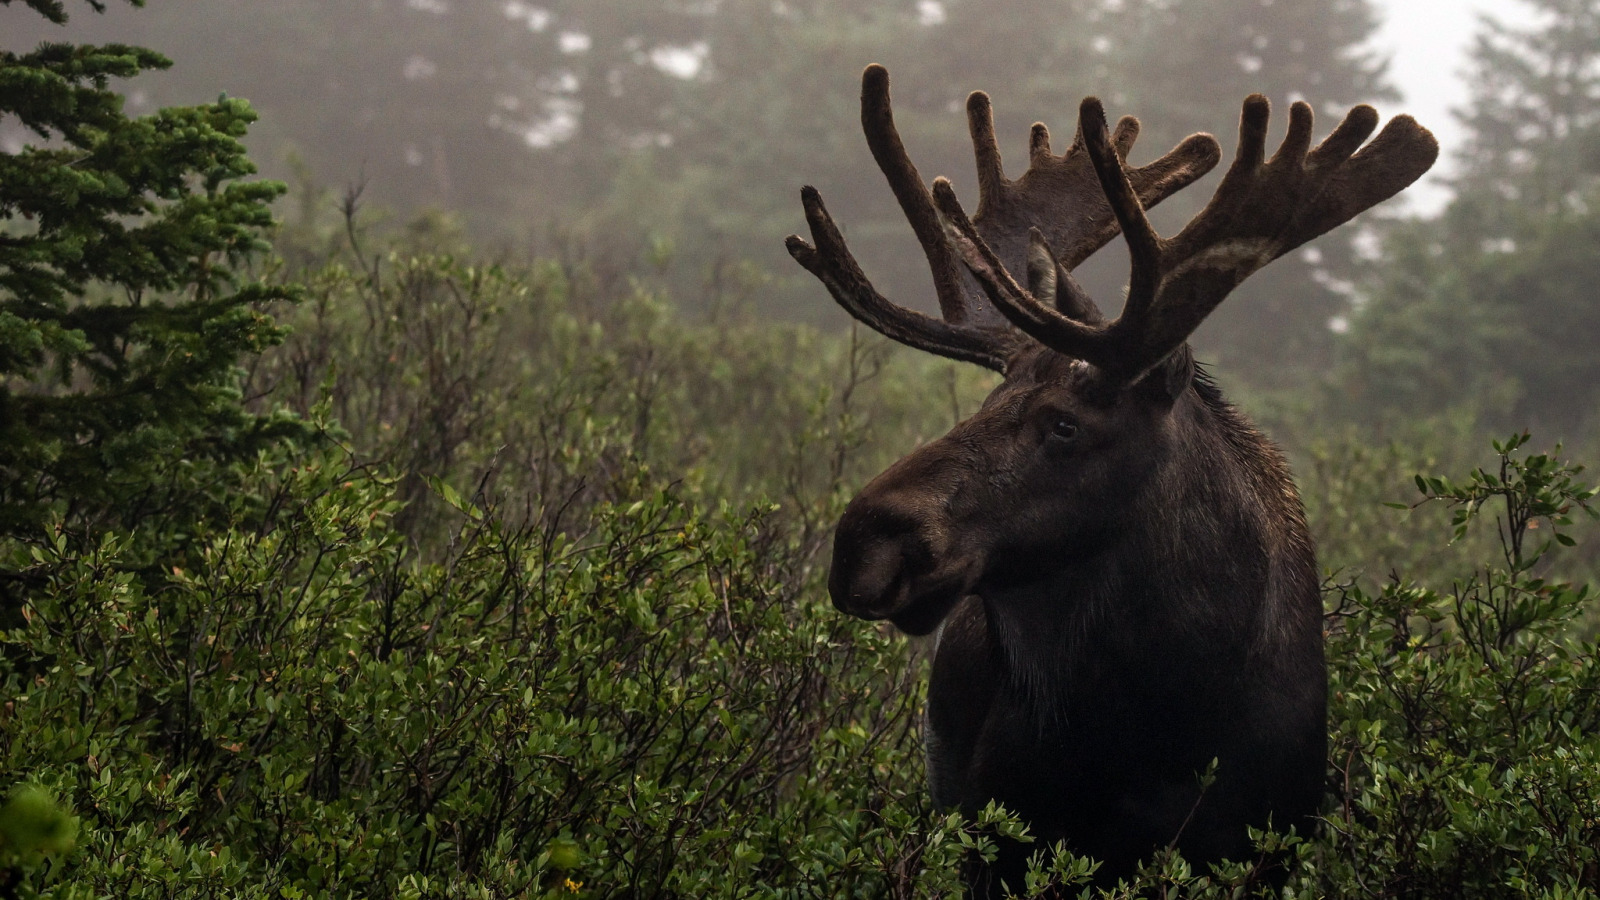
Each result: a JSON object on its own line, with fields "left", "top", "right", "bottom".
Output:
{"left": 786, "top": 64, "right": 1222, "bottom": 373}
{"left": 938, "top": 95, "right": 1439, "bottom": 383}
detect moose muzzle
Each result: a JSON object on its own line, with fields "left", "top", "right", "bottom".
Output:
{"left": 829, "top": 487, "right": 979, "bottom": 635}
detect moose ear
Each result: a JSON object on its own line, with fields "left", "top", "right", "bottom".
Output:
{"left": 1134, "top": 345, "right": 1194, "bottom": 405}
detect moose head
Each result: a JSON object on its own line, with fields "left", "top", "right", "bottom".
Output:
{"left": 787, "top": 65, "right": 1436, "bottom": 892}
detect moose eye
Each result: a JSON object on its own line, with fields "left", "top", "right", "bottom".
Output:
{"left": 1049, "top": 418, "right": 1079, "bottom": 442}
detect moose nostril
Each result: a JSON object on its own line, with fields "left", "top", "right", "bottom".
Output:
{"left": 830, "top": 501, "right": 943, "bottom": 618}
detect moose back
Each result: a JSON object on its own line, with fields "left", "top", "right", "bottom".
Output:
{"left": 787, "top": 65, "right": 1436, "bottom": 893}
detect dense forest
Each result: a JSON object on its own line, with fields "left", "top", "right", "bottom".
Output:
{"left": 2, "top": 0, "right": 1600, "bottom": 896}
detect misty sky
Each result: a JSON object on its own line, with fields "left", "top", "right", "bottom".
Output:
{"left": 0, "top": 0, "right": 1525, "bottom": 218}
{"left": 1372, "top": 0, "right": 1511, "bottom": 212}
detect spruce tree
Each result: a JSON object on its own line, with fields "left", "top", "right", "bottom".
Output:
{"left": 1333, "top": 0, "right": 1600, "bottom": 434}
{"left": 1453, "top": 0, "right": 1600, "bottom": 223}
{"left": 0, "top": 0, "right": 302, "bottom": 549}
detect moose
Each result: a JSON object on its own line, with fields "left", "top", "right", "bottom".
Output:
{"left": 786, "top": 65, "right": 1436, "bottom": 893}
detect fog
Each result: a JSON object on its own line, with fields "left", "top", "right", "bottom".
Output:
{"left": 1371, "top": 0, "right": 1518, "bottom": 212}
{"left": 4, "top": 0, "right": 1596, "bottom": 431}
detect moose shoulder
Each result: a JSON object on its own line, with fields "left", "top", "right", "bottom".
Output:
{"left": 786, "top": 65, "right": 1436, "bottom": 893}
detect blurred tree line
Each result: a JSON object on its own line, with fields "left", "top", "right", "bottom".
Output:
{"left": 3, "top": 0, "right": 1596, "bottom": 435}
{"left": 0, "top": 0, "right": 1393, "bottom": 390}
{"left": 1336, "top": 0, "right": 1600, "bottom": 438}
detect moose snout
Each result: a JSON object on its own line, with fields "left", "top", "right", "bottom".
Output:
{"left": 828, "top": 498, "right": 941, "bottom": 620}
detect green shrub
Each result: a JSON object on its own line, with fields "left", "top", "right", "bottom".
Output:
{"left": 10, "top": 191, "right": 1600, "bottom": 895}
{"left": 0, "top": 784, "right": 77, "bottom": 897}
{"left": 247, "top": 205, "right": 997, "bottom": 556}
{"left": 12, "top": 343, "right": 1600, "bottom": 900}
{"left": 1311, "top": 434, "right": 1600, "bottom": 897}
{"left": 0, "top": 451, "right": 995, "bottom": 897}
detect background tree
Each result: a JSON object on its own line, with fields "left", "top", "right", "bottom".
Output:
{"left": 1452, "top": 0, "right": 1600, "bottom": 226}
{"left": 1334, "top": 0, "right": 1600, "bottom": 437}
{"left": 0, "top": 0, "right": 302, "bottom": 554}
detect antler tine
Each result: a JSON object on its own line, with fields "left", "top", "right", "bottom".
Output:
{"left": 786, "top": 186, "right": 1014, "bottom": 372}
{"left": 1271, "top": 99, "right": 1316, "bottom": 166}
{"left": 1079, "top": 97, "right": 1162, "bottom": 328}
{"left": 1029, "top": 230, "right": 1106, "bottom": 323}
{"left": 1018, "top": 224, "right": 1106, "bottom": 322}
{"left": 968, "top": 93, "right": 1221, "bottom": 280}
{"left": 784, "top": 65, "right": 1019, "bottom": 371}
{"left": 967, "top": 90, "right": 1007, "bottom": 214}
{"left": 1315, "top": 113, "right": 1438, "bottom": 229}
{"left": 859, "top": 63, "right": 977, "bottom": 325}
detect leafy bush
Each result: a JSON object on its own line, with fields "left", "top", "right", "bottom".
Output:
{"left": 11, "top": 266, "right": 1600, "bottom": 899}
{"left": 1314, "top": 434, "right": 1600, "bottom": 897}
{"left": 1, "top": 447, "right": 997, "bottom": 898}
{"left": 0, "top": 784, "right": 77, "bottom": 896}
{"left": 8, "top": 189, "right": 1600, "bottom": 894}
{"left": 246, "top": 200, "right": 996, "bottom": 556}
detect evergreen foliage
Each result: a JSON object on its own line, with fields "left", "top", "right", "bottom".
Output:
{"left": 1453, "top": 0, "right": 1600, "bottom": 219}
{"left": 1335, "top": 0, "right": 1600, "bottom": 436}
{"left": 0, "top": 0, "right": 304, "bottom": 548}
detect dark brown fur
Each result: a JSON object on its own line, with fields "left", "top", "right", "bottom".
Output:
{"left": 831, "top": 349, "right": 1324, "bottom": 890}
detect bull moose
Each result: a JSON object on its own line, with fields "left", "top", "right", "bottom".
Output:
{"left": 786, "top": 65, "right": 1436, "bottom": 893}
